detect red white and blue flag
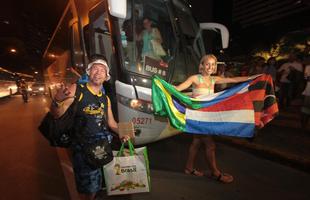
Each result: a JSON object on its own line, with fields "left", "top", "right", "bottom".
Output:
{"left": 152, "top": 74, "right": 278, "bottom": 138}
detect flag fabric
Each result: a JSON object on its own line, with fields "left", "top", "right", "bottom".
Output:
{"left": 152, "top": 74, "right": 278, "bottom": 138}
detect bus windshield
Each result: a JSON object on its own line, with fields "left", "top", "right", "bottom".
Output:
{"left": 118, "top": 0, "right": 175, "bottom": 79}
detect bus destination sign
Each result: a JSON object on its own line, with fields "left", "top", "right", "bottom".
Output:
{"left": 143, "top": 56, "right": 168, "bottom": 77}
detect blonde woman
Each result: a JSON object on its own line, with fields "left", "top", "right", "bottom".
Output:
{"left": 175, "top": 54, "right": 251, "bottom": 183}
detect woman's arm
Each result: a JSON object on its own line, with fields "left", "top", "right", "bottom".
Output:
{"left": 152, "top": 28, "right": 163, "bottom": 43}
{"left": 215, "top": 74, "right": 262, "bottom": 84}
{"left": 174, "top": 75, "right": 195, "bottom": 91}
{"left": 215, "top": 76, "right": 249, "bottom": 84}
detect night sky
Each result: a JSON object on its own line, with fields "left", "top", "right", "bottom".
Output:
{"left": 0, "top": 0, "right": 66, "bottom": 73}
{"left": 193, "top": 0, "right": 310, "bottom": 56}
{"left": 0, "top": 0, "right": 309, "bottom": 74}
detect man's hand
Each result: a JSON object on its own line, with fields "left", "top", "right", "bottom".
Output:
{"left": 50, "top": 83, "right": 76, "bottom": 119}
{"left": 120, "top": 134, "right": 131, "bottom": 143}
{"left": 118, "top": 122, "right": 135, "bottom": 142}
{"left": 54, "top": 83, "right": 74, "bottom": 102}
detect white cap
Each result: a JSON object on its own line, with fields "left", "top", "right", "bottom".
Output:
{"left": 86, "top": 59, "right": 111, "bottom": 81}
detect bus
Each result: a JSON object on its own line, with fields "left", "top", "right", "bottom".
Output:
{"left": 0, "top": 67, "right": 35, "bottom": 98}
{"left": 43, "top": 0, "right": 229, "bottom": 145}
{"left": 0, "top": 67, "right": 18, "bottom": 98}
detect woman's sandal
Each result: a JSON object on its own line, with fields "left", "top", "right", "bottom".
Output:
{"left": 207, "top": 172, "right": 234, "bottom": 184}
{"left": 184, "top": 168, "right": 204, "bottom": 177}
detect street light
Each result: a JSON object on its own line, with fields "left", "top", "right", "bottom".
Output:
{"left": 10, "top": 48, "right": 17, "bottom": 53}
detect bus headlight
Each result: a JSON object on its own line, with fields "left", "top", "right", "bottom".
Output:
{"left": 118, "top": 95, "right": 153, "bottom": 114}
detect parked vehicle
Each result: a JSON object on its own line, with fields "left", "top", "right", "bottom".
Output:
{"left": 28, "top": 82, "right": 46, "bottom": 95}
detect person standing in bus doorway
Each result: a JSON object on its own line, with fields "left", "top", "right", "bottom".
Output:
{"left": 175, "top": 54, "right": 253, "bottom": 183}
{"left": 139, "top": 17, "right": 166, "bottom": 60}
{"left": 51, "top": 57, "right": 131, "bottom": 199}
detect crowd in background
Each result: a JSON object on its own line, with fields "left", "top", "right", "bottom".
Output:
{"left": 216, "top": 53, "right": 310, "bottom": 131}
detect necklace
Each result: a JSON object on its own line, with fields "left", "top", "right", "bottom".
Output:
{"left": 201, "top": 75, "right": 212, "bottom": 89}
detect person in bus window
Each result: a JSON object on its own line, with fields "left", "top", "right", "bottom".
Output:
{"left": 175, "top": 54, "right": 255, "bottom": 183}
{"left": 139, "top": 17, "right": 166, "bottom": 60}
{"left": 50, "top": 57, "right": 132, "bottom": 199}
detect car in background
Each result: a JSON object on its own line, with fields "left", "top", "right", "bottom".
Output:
{"left": 28, "top": 82, "right": 47, "bottom": 95}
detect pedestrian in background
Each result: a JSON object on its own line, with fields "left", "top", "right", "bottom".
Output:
{"left": 263, "top": 57, "right": 277, "bottom": 83}
{"left": 301, "top": 56, "right": 310, "bottom": 130}
{"left": 277, "top": 54, "right": 303, "bottom": 109}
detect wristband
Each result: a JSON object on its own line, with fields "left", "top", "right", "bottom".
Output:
{"left": 52, "top": 99, "right": 64, "bottom": 107}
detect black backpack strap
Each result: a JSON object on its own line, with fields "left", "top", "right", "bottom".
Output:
{"left": 74, "top": 83, "right": 84, "bottom": 103}
{"left": 67, "top": 83, "right": 83, "bottom": 115}
{"left": 102, "top": 94, "right": 109, "bottom": 128}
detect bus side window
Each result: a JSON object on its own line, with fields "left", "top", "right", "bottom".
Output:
{"left": 120, "top": 11, "right": 143, "bottom": 71}
{"left": 70, "top": 19, "right": 85, "bottom": 73}
{"left": 122, "top": 19, "right": 134, "bottom": 68}
{"left": 87, "top": 1, "right": 113, "bottom": 67}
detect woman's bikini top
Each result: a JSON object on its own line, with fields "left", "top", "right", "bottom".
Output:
{"left": 192, "top": 74, "right": 215, "bottom": 97}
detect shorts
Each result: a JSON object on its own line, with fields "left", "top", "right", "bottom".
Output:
{"left": 72, "top": 150, "right": 103, "bottom": 194}
{"left": 71, "top": 132, "right": 112, "bottom": 194}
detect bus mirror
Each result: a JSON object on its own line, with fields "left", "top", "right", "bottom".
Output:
{"left": 172, "top": 0, "right": 191, "bottom": 15}
{"left": 108, "top": 0, "right": 127, "bottom": 19}
{"left": 199, "top": 23, "right": 229, "bottom": 49}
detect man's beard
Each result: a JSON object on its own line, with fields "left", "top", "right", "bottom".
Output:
{"left": 89, "top": 77, "right": 104, "bottom": 86}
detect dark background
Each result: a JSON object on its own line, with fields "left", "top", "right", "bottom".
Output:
{"left": 0, "top": 0, "right": 66, "bottom": 73}
{"left": 0, "top": 0, "right": 309, "bottom": 74}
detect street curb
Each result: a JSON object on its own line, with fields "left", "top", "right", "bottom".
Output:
{"left": 216, "top": 137, "right": 310, "bottom": 173}
{"left": 0, "top": 95, "right": 14, "bottom": 101}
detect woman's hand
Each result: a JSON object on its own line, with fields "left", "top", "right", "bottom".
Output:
{"left": 248, "top": 74, "right": 263, "bottom": 80}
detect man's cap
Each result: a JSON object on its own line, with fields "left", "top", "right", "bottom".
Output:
{"left": 86, "top": 59, "right": 110, "bottom": 80}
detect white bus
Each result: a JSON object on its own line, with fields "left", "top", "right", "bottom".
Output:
{"left": 43, "top": 0, "right": 229, "bottom": 145}
{"left": 0, "top": 67, "right": 35, "bottom": 98}
{"left": 0, "top": 67, "right": 18, "bottom": 98}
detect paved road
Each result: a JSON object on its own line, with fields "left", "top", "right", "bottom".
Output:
{"left": 0, "top": 95, "right": 309, "bottom": 200}
{"left": 0, "top": 95, "right": 69, "bottom": 200}
{"left": 144, "top": 136, "right": 310, "bottom": 200}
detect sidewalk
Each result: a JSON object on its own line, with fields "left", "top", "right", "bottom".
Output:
{"left": 216, "top": 101, "right": 310, "bottom": 173}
